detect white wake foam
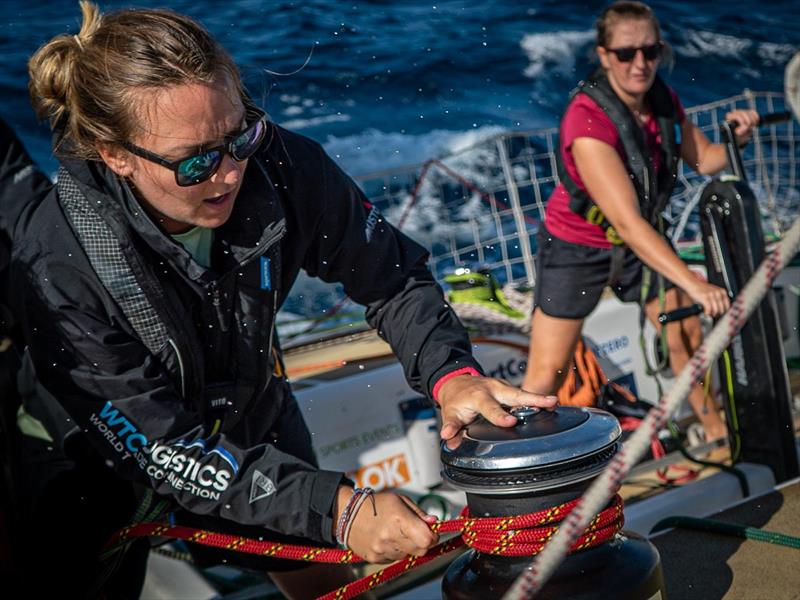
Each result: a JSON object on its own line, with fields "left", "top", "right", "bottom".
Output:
{"left": 520, "top": 29, "right": 595, "bottom": 79}
{"left": 321, "top": 125, "right": 507, "bottom": 176}
{"left": 676, "top": 29, "right": 795, "bottom": 68}
{"left": 279, "top": 113, "right": 351, "bottom": 130}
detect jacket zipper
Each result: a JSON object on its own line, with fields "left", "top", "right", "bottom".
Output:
{"left": 210, "top": 280, "right": 228, "bottom": 333}
{"left": 209, "top": 220, "right": 285, "bottom": 333}
{"left": 204, "top": 221, "right": 286, "bottom": 401}
{"left": 238, "top": 237, "right": 282, "bottom": 399}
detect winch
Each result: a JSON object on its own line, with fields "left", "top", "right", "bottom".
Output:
{"left": 440, "top": 406, "right": 666, "bottom": 599}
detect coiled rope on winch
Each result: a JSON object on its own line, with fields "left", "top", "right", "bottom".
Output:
{"left": 502, "top": 214, "right": 800, "bottom": 600}
{"left": 108, "top": 494, "right": 624, "bottom": 600}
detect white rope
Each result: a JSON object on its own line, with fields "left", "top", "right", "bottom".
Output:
{"left": 670, "top": 182, "right": 707, "bottom": 243}
{"left": 502, "top": 214, "right": 800, "bottom": 600}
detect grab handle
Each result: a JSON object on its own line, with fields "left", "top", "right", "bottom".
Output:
{"left": 658, "top": 303, "right": 703, "bottom": 325}
{"left": 722, "top": 111, "right": 792, "bottom": 181}
{"left": 757, "top": 111, "right": 792, "bottom": 126}
{"left": 726, "top": 110, "right": 792, "bottom": 133}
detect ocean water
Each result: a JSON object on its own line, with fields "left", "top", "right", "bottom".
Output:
{"left": 3, "top": 0, "right": 798, "bottom": 176}
{"left": 2, "top": 0, "right": 799, "bottom": 322}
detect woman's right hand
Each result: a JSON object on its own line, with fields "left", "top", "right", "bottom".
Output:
{"left": 337, "top": 487, "right": 439, "bottom": 563}
{"left": 685, "top": 277, "right": 731, "bottom": 317}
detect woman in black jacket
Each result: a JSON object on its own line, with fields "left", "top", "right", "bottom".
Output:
{"left": 12, "top": 2, "right": 555, "bottom": 597}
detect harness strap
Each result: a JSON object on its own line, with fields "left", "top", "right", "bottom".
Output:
{"left": 557, "top": 70, "right": 681, "bottom": 244}
{"left": 57, "top": 168, "right": 179, "bottom": 591}
{"left": 57, "top": 168, "right": 170, "bottom": 356}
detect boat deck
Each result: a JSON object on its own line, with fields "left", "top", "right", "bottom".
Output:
{"left": 139, "top": 335, "right": 800, "bottom": 597}
{"left": 651, "top": 478, "right": 800, "bottom": 600}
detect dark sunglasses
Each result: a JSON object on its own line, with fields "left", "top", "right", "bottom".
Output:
{"left": 122, "top": 108, "right": 267, "bottom": 187}
{"left": 605, "top": 42, "right": 663, "bottom": 63}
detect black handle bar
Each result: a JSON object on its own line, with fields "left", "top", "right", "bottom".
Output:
{"left": 758, "top": 111, "right": 792, "bottom": 126}
{"left": 727, "top": 110, "right": 792, "bottom": 132}
{"left": 722, "top": 111, "right": 792, "bottom": 182}
{"left": 657, "top": 303, "right": 703, "bottom": 325}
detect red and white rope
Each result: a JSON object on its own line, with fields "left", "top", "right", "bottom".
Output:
{"left": 502, "top": 215, "right": 800, "bottom": 600}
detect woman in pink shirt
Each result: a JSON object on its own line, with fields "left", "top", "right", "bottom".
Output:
{"left": 522, "top": 1, "right": 758, "bottom": 442}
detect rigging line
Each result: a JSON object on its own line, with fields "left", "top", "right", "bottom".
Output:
{"left": 282, "top": 296, "right": 354, "bottom": 343}
{"left": 502, "top": 212, "right": 800, "bottom": 600}
{"left": 396, "top": 158, "right": 539, "bottom": 232}
{"left": 670, "top": 183, "right": 706, "bottom": 243}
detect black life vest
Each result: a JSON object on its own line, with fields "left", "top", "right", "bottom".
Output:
{"left": 556, "top": 69, "right": 681, "bottom": 245}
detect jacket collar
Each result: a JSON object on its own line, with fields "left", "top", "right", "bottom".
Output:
{"left": 60, "top": 153, "right": 284, "bottom": 282}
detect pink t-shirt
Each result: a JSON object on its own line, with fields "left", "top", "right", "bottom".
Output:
{"left": 544, "top": 89, "right": 685, "bottom": 248}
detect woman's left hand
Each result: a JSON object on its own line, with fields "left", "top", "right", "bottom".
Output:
{"left": 724, "top": 109, "right": 760, "bottom": 146}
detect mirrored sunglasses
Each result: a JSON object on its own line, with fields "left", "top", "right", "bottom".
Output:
{"left": 122, "top": 108, "right": 268, "bottom": 187}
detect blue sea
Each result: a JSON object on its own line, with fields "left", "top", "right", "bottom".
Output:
{"left": 2, "top": 0, "right": 799, "bottom": 322}
{"left": 3, "top": 0, "right": 799, "bottom": 177}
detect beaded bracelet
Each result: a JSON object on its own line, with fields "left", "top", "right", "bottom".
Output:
{"left": 335, "top": 487, "right": 376, "bottom": 547}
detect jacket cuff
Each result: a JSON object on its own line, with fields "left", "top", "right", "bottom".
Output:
{"left": 431, "top": 363, "right": 483, "bottom": 404}
{"left": 309, "top": 470, "right": 351, "bottom": 545}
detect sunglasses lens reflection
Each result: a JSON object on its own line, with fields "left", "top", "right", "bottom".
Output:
{"left": 611, "top": 43, "right": 662, "bottom": 62}
{"left": 177, "top": 151, "right": 222, "bottom": 186}
{"left": 232, "top": 119, "right": 265, "bottom": 161}
{"left": 171, "top": 114, "right": 266, "bottom": 186}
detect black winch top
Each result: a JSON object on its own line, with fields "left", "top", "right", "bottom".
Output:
{"left": 441, "top": 406, "right": 621, "bottom": 494}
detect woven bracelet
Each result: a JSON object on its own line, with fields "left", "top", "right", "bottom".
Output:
{"left": 336, "top": 487, "right": 376, "bottom": 547}
{"left": 342, "top": 487, "right": 376, "bottom": 548}
{"left": 335, "top": 488, "right": 361, "bottom": 547}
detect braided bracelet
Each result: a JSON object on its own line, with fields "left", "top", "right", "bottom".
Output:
{"left": 342, "top": 487, "right": 376, "bottom": 547}
{"left": 335, "top": 487, "right": 376, "bottom": 547}
{"left": 335, "top": 488, "right": 359, "bottom": 547}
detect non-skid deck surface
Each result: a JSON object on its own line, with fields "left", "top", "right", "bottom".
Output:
{"left": 651, "top": 479, "right": 800, "bottom": 600}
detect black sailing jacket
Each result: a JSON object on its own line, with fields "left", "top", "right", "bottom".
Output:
{"left": 1, "top": 117, "right": 52, "bottom": 329}
{"left": 7, "top": 123, "right": 482, "bottom": 544}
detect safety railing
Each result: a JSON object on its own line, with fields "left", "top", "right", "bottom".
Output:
{"left": 281, "top": 91, "right": 798, "bottom": 339}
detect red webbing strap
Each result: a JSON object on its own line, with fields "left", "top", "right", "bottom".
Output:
{"left": 107, "top": 494, "right": 624, "bottom": 600}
